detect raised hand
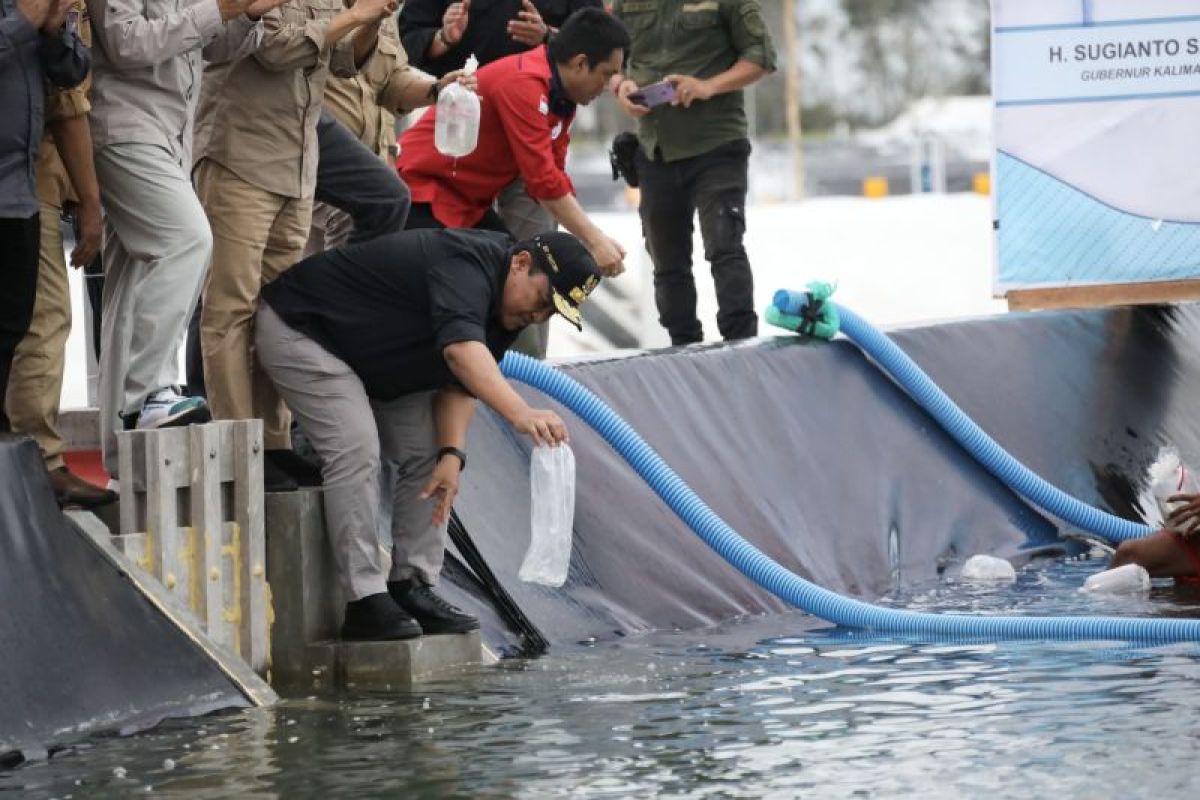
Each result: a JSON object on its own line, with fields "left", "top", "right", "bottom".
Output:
{"left": 352, "top": 0, "right": 398, "bottom": 25}
{"left": 41, "top": 0, "right": 72, "bottom": 32}
{"left": 507, "top": 0, "right": 547, "bottom": 47}
{"left": 440, "top": 0, "right": 470, "bottom": 45}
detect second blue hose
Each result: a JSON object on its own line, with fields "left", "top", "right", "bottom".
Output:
{"left": 833, "top": 302, "right": 1152, "bottom": 543}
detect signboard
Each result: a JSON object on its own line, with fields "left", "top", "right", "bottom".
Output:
{"left": 992, "top": 0, "right": 1200, "bottom": 292}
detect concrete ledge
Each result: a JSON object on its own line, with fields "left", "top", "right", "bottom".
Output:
{"left": 265, "top": 490, "right": 484, "bottom": 691}
{"left": 307, "top": 631, "right": 482, "bottom": 691}
{"left": 59, "top": 407, "right": 100, "bottom": 451}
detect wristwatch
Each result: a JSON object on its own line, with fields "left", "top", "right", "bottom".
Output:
{"left": 437, "top": 446, "right": 467, "bottom": 471}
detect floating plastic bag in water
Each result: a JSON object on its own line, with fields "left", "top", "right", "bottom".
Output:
{"left": 1147, "top": 446, "right": 1200, "bottom": 535}
{"left": 960, "top": 554, "right": 1016, "bottom": 583}
{"left": 520, "top": 444, "right": 575, "bottom": 586}
{"left": 1080, "top": 563, "right": 1150, "bottom": 595}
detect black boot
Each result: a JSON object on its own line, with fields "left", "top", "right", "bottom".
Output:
{"left": 265, "top": 448, "right": 322, "bottom": 487}
{"left": 263, "top": 455, "right": 298, "bottom": 493}
{"left": 341, "top": 593, "right": 422, "bottom": 641}
{"left": 388, "top": 579, "right": 479, "bottom": 635}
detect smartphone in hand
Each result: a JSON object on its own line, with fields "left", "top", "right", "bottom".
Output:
{"left": 629, "top": 80, "right": 677, "bottom": 108}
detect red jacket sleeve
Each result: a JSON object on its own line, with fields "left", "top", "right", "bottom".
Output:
{"left": 488, "top": 74, "right": 574, "bottom": 202}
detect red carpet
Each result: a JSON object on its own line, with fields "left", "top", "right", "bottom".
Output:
{"left": 63, "top": 450, "right": 110, "bottom": 488}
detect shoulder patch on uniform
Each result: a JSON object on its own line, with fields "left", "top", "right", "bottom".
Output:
{"left": 621, "top": 0, "right": 657, "bottom": 12}
{"left": 682, "top": 1, "right": 719, "bottom": 11}
{"left": 740, "top": 6, "right": 767, "bottom": 38}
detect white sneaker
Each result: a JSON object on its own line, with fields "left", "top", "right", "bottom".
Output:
{"left": 135, "top": 388, "right": 211, "bottom": 430}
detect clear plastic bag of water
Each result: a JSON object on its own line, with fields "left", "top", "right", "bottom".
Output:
{"left": 1147, "top": 446, "right": 1200, "bottom": 534}
{"left": 434, "top": 54, "right": 480, "bottom": 157}
{"left": 519, "top": 444, "right": 575, "bottom": 586}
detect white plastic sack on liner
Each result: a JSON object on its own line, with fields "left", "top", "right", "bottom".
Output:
{"left": 520, "top": 444, "right": 576, "bottom": 586}
{"left": 1147, "top": 446, "right": 1200, "bottom": 534}
{"left": 960, "top": 554, "right": 1017, "bottom": 583}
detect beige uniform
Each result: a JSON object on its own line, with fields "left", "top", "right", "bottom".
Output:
{"left": 307, "top": 15, "right": 428, "bottom": 251}
{"left": 5, "top": 2, "right": 92, "bottom": 471}
{"left": 193, "top": 0, "right": 365, "bottom": 450}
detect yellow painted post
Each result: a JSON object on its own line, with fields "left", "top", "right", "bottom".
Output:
{"left": 973, "top": 172, "right": 991, "bottom": 195}
{"left": 863, "top": 176, "right": 889, "bottom": 198}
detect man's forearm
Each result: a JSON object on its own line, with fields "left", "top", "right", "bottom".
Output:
{"left": 321, "top": 8, "right": 367, "bottom": 53}
{"left": 434, "top": 385, "right": 476, "bottom": 449}
{"left": 351, "top": 18, "right": 379, "bottom": 66}
{"left": 442, "top": 340, "right": 530, "bottom": 423}
{"left": 705, "top": 59, "right": 767, "bottom": 96}
{"left": 538, "top": 194, "right": 604, "bottom": 248}
{"left": 49, "top": 113, "right": 99, "bottom": 208}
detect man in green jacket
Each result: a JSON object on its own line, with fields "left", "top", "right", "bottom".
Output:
{"left": 610, "top": 0, "right": 775, "bottom": 346}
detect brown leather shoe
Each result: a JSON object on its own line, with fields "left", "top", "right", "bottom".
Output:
{"left": 48, "top": 466, "right": 117, "bottom": 509}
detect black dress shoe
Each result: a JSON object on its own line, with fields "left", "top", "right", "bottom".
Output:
{"left": 263, "top": 456, "right": 298, "bottom": 493}
{"left": 388, "top": 579, "right": 479, "bottom": 635}
{"left": 48, "top": 467, "right": 117, "bottom": 509}
{"left": 340, "top": 593, "right": 423, "bottom": 641}
{"left": 265, "top": 448, "right": 322, "bottom": 487}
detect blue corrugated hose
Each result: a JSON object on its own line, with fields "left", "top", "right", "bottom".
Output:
{"left": 772, "top": 288, "right": 1152, "bottom": 544}
{"left": 500, "top": 350, "right": 1198, "bottom": 643}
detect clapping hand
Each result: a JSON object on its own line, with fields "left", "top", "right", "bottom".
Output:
{"left": 507, "top": 0, "right": 547, "bottom": 46}
{"left": 440, "top": 0, "right": 470, "bottom": 45}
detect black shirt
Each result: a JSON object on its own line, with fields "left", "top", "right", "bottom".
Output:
{"left": 262, "top": 228, "right": 520, "bottom": 401}
{"left": 399, "top": 0, "right": 603, "bottom": 77}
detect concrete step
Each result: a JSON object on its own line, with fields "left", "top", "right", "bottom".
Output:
{"left": 265, "top": 490, "right": 487, "bottom": 691}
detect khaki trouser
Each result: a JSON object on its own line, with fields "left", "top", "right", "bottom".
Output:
{"left": 255, "top": 304, "right": 446, "bottom": 600}
{"left": 5, "top": 201, "right": 70, "bottom": 470}
{"left": 195, "top": 158, "right": 312, "bottom": 450}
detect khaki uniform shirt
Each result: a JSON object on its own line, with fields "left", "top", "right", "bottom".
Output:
{"left": 612, "top": 0, "right": 776, "bottom": 162}
{"left": 87, "top": 0, "right": 263, "bottom": 164}
{"left": 194, "top": 0, "right": 366, "bottom": 199}
{"left": 37, "top": 1, "right": 92, "bottom": 209}
{"left": 323, "top": 16, "right": 428, "bottom": 160}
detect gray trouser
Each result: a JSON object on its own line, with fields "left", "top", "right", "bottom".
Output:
{"left": 496, "top": 178, "right": 555, "bottom": 359}
{"left": 95, "top": 142, "right": 213, "bottom": 475}
{"left": 255, "top": 304, "right": 446, "bottom": 600}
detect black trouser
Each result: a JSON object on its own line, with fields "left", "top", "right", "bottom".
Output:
{"left": 312, "top": 110, "right": 411, "bottom": 244}
{"left": 186, "top": 111, "right": 412, "bottom": 395}
{"left": 0, "top": 214, "right": 40, "bottom": 432}
{"left": 635, "top": 138, "right": 756, "bottom": 346}
{"left": 405, "top": 201, "right": 511, "bottom": 235}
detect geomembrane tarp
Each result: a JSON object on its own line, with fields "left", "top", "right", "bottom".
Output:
{"left": 445, "top": 305, "right": 1200, "bottom": 654}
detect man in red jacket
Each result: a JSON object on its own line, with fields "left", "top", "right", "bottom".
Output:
{"left": 398, "top": 7, "right": 627, "bottom": 277}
